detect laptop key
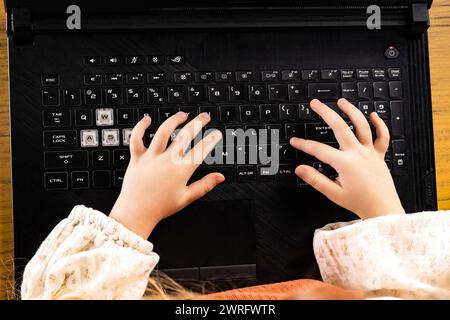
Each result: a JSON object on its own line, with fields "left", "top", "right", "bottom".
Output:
{"left": 260, "top": 104, "right": 279, "bottom": 122}
{"left": 268, "top": 84, "right": 288, "bottom": 101}
{"left": 174, "top": 72, "right": 193, "bottom": 83}
{"left": 126, "top": 87, "right": 145, "bottom": 104}
{"left": 188, "top": 85, "right": 206, "bottom": 103}
{"left": 44, "top": 151, "right": 88, "bottom": 169}
{"left": 84, "top": 73, "right": 102, "bottom": 85}
{"left": 249, "top": 84, "right": 267, "bottom": 102}
{"left": 389, "top": 81, "right": 403, "bottom": 99}
{"left": 195, "top": 71, "right": 214, "bottom": 83}
{"left": 287, "top": 84, "right": 306, "bottom": 101}
{"left": 390, "top": 101, "right": 404, "bottom": 137}
{"left": 299, "top": 103, "right": 319, "bottom": 122}
{"left": 126, "top": 73, "right": 145, "bottom": 85}
{"left": 80, "top": 129, "right": 99, "bottom": 147}
{"left": 208, "top": 86, "right": 228, "bottom": 103}
{"left": 42, "top": 74, "right": 59, "bottom": 86}
{"left": 281, "top": 70, "right": 299, "bottom": 81}
{"left": 113, "top": 150, "right": 130, "bottom": 168}
{"left": 261, "top": 70, "right": 280, "bottom": 81}
{"left": 308, "top": 83, "right": 338, "bottom": 100}
{"left": 106, "top": 87, "right": 123, "bottom": 105}
{"left": 235, "top": 71, "right": 254, "bottom": 82}
{"left": 92, "top": 150, "right": 110, "bottom": 168}
{"left": 321, "top": 69, "right": 338, "bottom": 80}
{"left": 373, "top": 82, "right": 389, "bottom": 100}
{"left": 126, "top": 55, "right": 144, "bottom": 65}
{"left": 374, "top": 101, "right": 389, "bottom": 120}
{"left": 71, "top": 171, "right": 90, "bottom": 189}
{"left": 285, "top": 123, "right": 305, "bottom": 140}
{"left": 388, "top": 68, "right": 402, "bottom": 79}
{"left": 42, "top": 110, "right": 71, "bottom": 128}
{"left": 220, "top": 105, "right": 238, "bottom": 123}
{"left": 199, "top": 106, "right": 219, "bottom": 122}
{"left": 341, "top": 82, "right": 357, "bottom": 101}
{"left": 84, "top": 87, "right": 102, "bottom": 105}
{"left": 147, "top": 72, "right": 167, "bottom": 83}
{"left": 340, "top": 69, "right": 355, "bottom": 80}
{"left": 237, "top": 165, "right": 256, "bottom": 182}
{"left": 229, "top": 85, "right": 248, "bottom": 102}
{"left": 305, "top": 123, "right": 335, "bottom": 142}
{"left": 75, "top": 109, "right": 93, "bottom": 126}
{"left": 42, "top": 88, "right": 60, "bottom": 106}
{"left": 240, "top": 105, "right": 258, "bottom": 122}
{"left": 358, "top": 102, "right": 373, "bottom": 118}
{"left": 63, "top": 88, "right": 81, "bottom": 106}
{"left": 92, "top": 170, "right": 111, "bottom": 188}
{"left": 105, "top": 73, "right": 123, "bottom": 85}
{"left": 114, "top": 170, "right": 126, "bottom": 187}
{"left": 159, "top": 107, "right": 179, "bottom": 122}
{"left": 357, "top": 82, "right": 373, "bottom": 100}
{"left": 301, "top": 70, "right": 319, "bottom": 81}
{"left": 279, "top": 104, "right": 299, "bottom": 121}
{"left": 43, "top": 130, "right": 77, "bottom": 148}
{"left": 147, "top": 86, "right": 166, "bottom": 104}
{"left": 44, "top": 172, "right": 68, "bottom": 190}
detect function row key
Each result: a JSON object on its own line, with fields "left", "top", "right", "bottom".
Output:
{"left": 83, "top": 55, "right": 185, "bottom": 66}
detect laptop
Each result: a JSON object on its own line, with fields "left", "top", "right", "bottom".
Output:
{"left": 6, "top": 0, "right": 436, "bottom": 288}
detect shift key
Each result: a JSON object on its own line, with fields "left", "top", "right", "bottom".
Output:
{"left": 43, "top": 130, "right": 78, "bottom": 148}
{"left": 308, "top": 83, "right": 339, "bottom": 100}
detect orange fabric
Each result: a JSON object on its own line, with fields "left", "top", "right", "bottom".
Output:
{"left": 205, "top": 279, "right": 328, "bottom": 300}
{"left": 205, "top": 279, "right": 364, "bottom": 300}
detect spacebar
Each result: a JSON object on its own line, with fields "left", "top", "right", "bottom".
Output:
{"left": 308, "top": 83, "right": 339, "bottom": 100}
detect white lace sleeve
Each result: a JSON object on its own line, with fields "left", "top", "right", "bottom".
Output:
{"left": 21, "top": 205, "right": 159, "bottom": 300}
{"left": 313, "top": 211, "right": 450, "bottom": 299}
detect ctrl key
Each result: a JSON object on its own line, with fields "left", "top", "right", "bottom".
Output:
{"left": 44, "top": 172, "right": 68, "bottom": 190}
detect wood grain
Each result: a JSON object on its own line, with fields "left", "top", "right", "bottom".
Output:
{"left": 0, "top": 1, "right": 449, "bottom": 299}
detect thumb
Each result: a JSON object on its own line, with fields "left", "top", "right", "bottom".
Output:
{"left": 185, "top": 173, "right": 225, "bottom": 204}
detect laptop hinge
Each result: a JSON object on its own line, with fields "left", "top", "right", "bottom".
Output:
{"left": 410, "top": 3, "right": 430, "bottom": 34}
{"left": 10, "top": 8, "right": 33, "bottom": 46}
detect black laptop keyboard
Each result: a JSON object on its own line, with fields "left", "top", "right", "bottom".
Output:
{"left": 41, "top": 55, "right": 406, "bottom": 191}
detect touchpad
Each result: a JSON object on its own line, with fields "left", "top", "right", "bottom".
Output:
{"left": 149, "top": 200, "right": 256, "bottom": 270}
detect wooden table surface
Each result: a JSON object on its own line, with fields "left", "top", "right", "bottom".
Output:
{"left": 0, "top": 2, "right": 449, "bottom": 299}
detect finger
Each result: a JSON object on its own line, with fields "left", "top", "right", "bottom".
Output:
{"left": 337, "top": 98, "right": 372, "bottom": 146}
{"left": 183, "top": 129, "right": 223, "bottom": 169}
{"left": 130, "top": 115, "right": 152, "bottom": 156}
{"left": 295, "top": 165, "right": 342, "bottom": 202}
{"left": 169, "top": 112, "right": 211, "bottom": 157}
{"left": 310, "top": 99, "right": 359, "bottom": 149}
{"left": 371, "top": 112, "right": 390, "bottom": 156}
{"left": 149, "top": 111, "right": 188, "bottom": 154}
{"left": 184, "top": 173, "right": 225, "bottom": 205}
{"left": 290, "top": 137, "right": 342, "bottom": 167}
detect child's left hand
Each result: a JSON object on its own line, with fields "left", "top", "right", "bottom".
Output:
{"left": 109, "top": 112, "right": 224, "bottom": 239}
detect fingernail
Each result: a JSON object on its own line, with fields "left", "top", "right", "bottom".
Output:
{"left": 199, "top": 112, "right": 210, "bottom": 120}
{"left": 215, "top": 174, "right": 225, "bottom": 184}
{"left": 290, "top": 137, "right": 302, "bottom": 143}
{"left": 177, "top": 111, "right": 187, "bottom": 119}
{"left": 143, "top": 115, "right": 151, "bottom": 122}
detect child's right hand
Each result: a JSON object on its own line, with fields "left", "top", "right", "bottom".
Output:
{"left": 290, "top": 98, "right": 405, "bottom": 220}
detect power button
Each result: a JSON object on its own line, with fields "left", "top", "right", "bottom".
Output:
{"left": 385, "top": 46, "right": 400, "bottom": 59}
